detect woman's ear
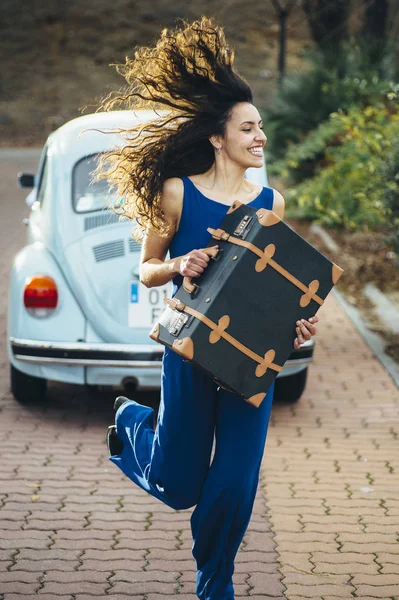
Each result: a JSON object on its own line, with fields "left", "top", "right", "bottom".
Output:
{"left": 209, "top": 135, "right": 223, "bottom": 151}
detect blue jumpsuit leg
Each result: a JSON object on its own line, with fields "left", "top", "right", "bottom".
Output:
{"left": 109, "top": 348, "right": 274, "bottom": 599}
{"left": 191, "top": 383, "right": 274, "bottom": 600}
{"left": 109, "top": 348, "right": 217, "bottom": 510}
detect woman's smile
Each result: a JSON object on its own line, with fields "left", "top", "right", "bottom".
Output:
{"left": 248, "top": 145, "right": 263, "bottom": 157}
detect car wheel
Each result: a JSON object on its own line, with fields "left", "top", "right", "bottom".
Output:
{"left": 10, "top": 364, "right": 47, "bottom": 404}
{"left": 274, "top": 368, "right": 308, "bottom": 404}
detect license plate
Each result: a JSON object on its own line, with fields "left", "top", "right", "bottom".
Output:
{"left": 128, "top": 280, "right": 173, "bottom": 328}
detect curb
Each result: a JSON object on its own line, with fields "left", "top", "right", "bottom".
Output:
{"left": 333, "top": 288, "right": 399, "bottom": 388}
{"left": 308, "top": 223, "right": 399, "bottom": 388}
{"left": 363, "top": 282, "right": 399, "bottom": 334}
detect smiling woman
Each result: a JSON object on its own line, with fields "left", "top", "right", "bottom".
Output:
{"left": 95, "top": 16, "right": 318, "bottom": 600}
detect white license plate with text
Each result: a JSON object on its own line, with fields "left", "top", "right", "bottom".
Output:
{"left": 128, "top": 281, "right": 173, "bottom": 329}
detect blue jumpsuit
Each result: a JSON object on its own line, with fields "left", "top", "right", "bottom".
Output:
{"left": 110, "top": 177, "right": 275, "bottom": 600}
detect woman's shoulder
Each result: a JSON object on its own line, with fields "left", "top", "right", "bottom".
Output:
{"left": 161, "top": 178, "right": 184, "bottom": 222}
{"left": 162, "top": 177, "right": 184, "bottom": 198}
{"left": 269, "top": 187, "right": 285, "bottom": 219}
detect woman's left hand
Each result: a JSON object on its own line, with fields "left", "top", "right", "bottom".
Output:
{"left": 293, "top": 315, "right": 319, "bottom": 350}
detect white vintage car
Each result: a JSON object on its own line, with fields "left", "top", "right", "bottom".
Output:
{"left": 8, "top": 111, "right": 313, "bottom": 404}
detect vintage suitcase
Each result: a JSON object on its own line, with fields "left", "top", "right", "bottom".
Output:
{"left": 150, "top": 200, "right": 343, "bottom": 407}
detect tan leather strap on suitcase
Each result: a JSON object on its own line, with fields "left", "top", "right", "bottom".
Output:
{"left": 207, "top": 227, "right": 324, "bottom": 308}
{"left": 164, "top": 298, "right": 283, "bottom": 376}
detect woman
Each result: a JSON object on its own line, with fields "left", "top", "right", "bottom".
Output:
{"left": 99, "top": 17, "right": 318, "bottom": 600}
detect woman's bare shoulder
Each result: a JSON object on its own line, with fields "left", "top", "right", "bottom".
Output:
{"left": 271, "top": 188, "right": 285, "bottom": 219}
{"left": 161, "top": 177, "right": 184, "bottom": 219}
{"left": 162, "top": 177, "right": 184, "bottom": 196}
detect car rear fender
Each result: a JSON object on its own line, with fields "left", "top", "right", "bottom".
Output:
{"left": 8, "top": 242, "right": 86, "bottom": 343}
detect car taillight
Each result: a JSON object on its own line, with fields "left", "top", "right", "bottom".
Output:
{"left": 24, "top": 275, "right": 58, "bottom": 315}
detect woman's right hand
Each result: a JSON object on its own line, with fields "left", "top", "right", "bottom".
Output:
{"left": 174, "top": 246, "right": 217, "bottom": 278}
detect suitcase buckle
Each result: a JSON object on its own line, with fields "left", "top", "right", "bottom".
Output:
{"left": 211, "top": 247, "right": 223, "bottom": 261}
{"left": 167, "top": 298, "right": 186, "bottom": 312}
{"left": 174, "top": 300, "right": 186, "bottom": 312}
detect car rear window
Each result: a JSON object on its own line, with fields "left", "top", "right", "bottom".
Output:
{"left": 72, "top": 154, "right": 120, "bottom": 213}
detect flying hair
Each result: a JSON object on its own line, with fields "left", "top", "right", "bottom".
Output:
{"left": 94, "top": 16, "right": 253, "bottom": 240}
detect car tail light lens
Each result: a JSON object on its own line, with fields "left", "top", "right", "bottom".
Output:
{"left": 24, "top": 275, "right": 58, "bottom": 316}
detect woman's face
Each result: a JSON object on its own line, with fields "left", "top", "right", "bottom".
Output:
{"left": 220, "top": 102, "right": 267, "bottom": 168}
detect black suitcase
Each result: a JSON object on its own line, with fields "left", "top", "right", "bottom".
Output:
{"left": 150, "top": 201, "right": 343, "bottom": 407}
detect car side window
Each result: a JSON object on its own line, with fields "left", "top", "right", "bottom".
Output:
{"left": 36, "top": 153, "right": 49, "bottom": 207}
{"left": 72, "top": 154, "right": 120, "bottom": 213}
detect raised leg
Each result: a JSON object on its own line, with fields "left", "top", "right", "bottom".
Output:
{"left": 109, "top": 348, "right": 217, "bottom": 510}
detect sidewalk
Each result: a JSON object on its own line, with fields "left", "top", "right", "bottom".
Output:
{"left": 261, "top": 293, "right": 399, "bottom": 600}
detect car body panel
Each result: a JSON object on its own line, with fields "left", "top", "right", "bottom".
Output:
{"left": 8, "top": 242, "right": 86, "bottom": 342}
{"left": 8, "top": 243, "right": 86, "bottom": 384}
{"left": 63, "top": 221, "right": 173, "bottom": 344}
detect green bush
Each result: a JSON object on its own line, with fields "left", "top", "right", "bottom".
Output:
{"left": 264, "top": 41, "right": 399, "bottom": 160}
{"left": 269, "top": 117, "right": 346, "bottom": 183}
{"left": 285, "top": 92, "right": 399, "bottom": 235}
{"left": 382, "top": 137, "right": 399, "bottom": 254}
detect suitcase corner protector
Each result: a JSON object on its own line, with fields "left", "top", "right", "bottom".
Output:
{"left": 245, "top": 392, "right": 266, "bottom": 408}
{"left": 172, "top": 337, "right": 194, "bottom": 360}
{"left": 149, "top": 322, "right": 160, "bottom": 342}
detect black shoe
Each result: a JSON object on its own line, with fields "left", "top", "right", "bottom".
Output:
{"left": 106, "top": 425, "right": 124, "bottom": 456}
{"left": 113, "top": 395, "right": 129, "bottom": 412}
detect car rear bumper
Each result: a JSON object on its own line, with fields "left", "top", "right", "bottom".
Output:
{"left": 9, "top": 337, "right": 164, "bottom": 368}
{"left": 9, "top": 336, "right": 313, "bottom": 375}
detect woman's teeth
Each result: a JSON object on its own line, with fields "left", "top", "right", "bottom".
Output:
{"left": 248, "top": 147, "right": 263, "bottom": 156}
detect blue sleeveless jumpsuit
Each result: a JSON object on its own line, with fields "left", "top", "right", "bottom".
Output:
{"left": 110, "top": 177, "right": 275, "bottom": 600}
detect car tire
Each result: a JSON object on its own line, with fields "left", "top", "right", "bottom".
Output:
{"left": 274, "top": 368, "right": 308, "bottom": 404}
{"left": 10, "top": 364, "right": 47, "bottom": 404}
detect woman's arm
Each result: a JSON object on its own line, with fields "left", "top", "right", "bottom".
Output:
{"left": 272, "top": 188, "right": 285, "bottom": 219}
{"left": 140, "top": 178, "right": 214, "bottom": 288}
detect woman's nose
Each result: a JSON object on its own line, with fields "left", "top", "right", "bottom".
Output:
{"left": 256, "top": 131, "right": 267, "bottom": 144}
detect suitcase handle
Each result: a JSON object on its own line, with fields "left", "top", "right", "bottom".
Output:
{"left": 183, "top": 246, "right": 220, "bottom": 295}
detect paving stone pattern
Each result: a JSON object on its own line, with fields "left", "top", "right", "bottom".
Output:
{"left": 1, "top": 151, "right": 398, "bottom": 599}
{"left": 261, "top": 291, "right": 399, "bottom": 598}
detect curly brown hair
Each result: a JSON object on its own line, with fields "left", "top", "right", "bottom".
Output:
{"left": 95, "top": 16, "right": 253, "bottom": 239}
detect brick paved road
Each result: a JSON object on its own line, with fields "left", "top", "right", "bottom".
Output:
{"left": 1, "top": 149, "right": 398, "bottom": 599}
{"left": 262, "top": 300, "right": 399, "bottom": 600}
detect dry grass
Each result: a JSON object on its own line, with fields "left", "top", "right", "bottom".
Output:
{"left": 0, "top": 0, "right": 311, "bottom": 145}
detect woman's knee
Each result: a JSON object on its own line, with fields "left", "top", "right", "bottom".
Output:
{"left": 162, "top": 484, "right": 202, "bottom": 510}
{"left": 167, "top": 494, "right": 199, "bottom": 510}
{"left": 149, "top": 474, "right": 203, "bottom": 510}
